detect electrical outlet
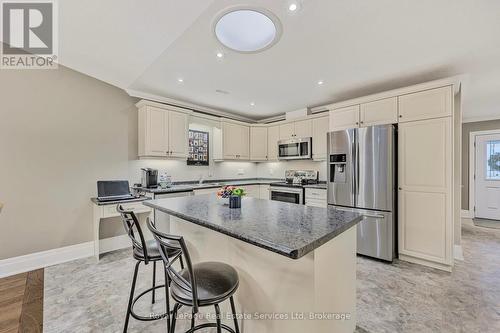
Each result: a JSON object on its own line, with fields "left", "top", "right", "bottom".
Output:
{"left": 269, "top": 168, "right": 274, "bottom": 175}
{"left": 237, "top": 169, "right": 244, "bottom": 175}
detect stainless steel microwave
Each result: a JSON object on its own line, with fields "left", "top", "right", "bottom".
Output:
{"left": 278, "top": 137, "right": 312, "bottom": 160}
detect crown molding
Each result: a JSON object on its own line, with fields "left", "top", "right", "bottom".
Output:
{"left": 126, "top": 89, "right": 257, "bottom": 123}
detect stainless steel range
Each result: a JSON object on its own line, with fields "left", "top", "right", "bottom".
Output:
{"left": 269, "top": 170, "right": 318, "bottom": 204}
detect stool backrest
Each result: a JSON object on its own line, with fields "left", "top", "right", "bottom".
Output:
{"left": 117, "top": 205, "right": 149, "bottom": 264}
{"left": 147, "top": 218, "right": 199, "bottom": 313}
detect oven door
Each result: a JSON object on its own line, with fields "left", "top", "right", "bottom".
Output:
{"left": 278, "top": 138, "right": 311, "bottom": 160}
{"left": 269, "top": 187, "right": 303, "bottom": 204}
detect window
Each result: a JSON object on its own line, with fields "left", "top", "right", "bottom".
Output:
{"left": 486, "top": 140, "right": 500, "bottom": 180}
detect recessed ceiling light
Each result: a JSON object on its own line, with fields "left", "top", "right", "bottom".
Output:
{"left": 288, "top": 3, "right": 298, "bottom": 11}
{"left": 216, "top": 52, "right": 224, "bottom": 58}
{"left": 214, "top": 9, "right": 282, "bottom": 53}
{"left": 317, "top": 80, "right": 324, "bottom": 85}
{"left": 250, "top": 102, "right": 255, "bottom": 106}
{"left": 177, "top": 78, "right": 184, "bottom": 83}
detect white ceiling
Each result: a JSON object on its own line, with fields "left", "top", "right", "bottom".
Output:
{"left": 58, "top": 0, "right": 500, "bottom": 121}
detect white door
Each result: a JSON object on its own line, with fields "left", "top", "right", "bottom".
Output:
{"left": 475, "top": 134, "right": 500, "bottom": 220}
{"left": 168, "top": 111, "right": 188, "bottom": 158}
{"left": 279, "top": 123, "right": 294, "bottom": 139}
{"left": 147, "top": 107, "right": 168, "bottom": 156}
{"left": 267, "top": 125, "right": 280, "bottom": 161}
{"left": 294, "top": 119, "right": 312, "bottom": 138}
{"left": 250, "top": 127, "right": 268, "bottom": 161}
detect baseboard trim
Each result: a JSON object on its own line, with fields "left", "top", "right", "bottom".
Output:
{"left": 0, "top": 241, "right": 93, "bottom": 278}
{"left": 461, "top": 210, "right": 474, "bottom": 219}
{"left": 99, "top": 235, "right": 131, "bottom": 254}
{"left": 0, "top": 236, "right": 133, "bottom": 278}
{"left": 453, "top": 245, "right": 464, "bottom": 261}
{"left": 399, "top": 254, "right": 453, "bottom": 272}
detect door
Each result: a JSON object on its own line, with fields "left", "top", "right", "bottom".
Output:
{"left": 294, "top": 119, "right": 312, "bottom": 138}
{"left": 329, "top": 105, "right": 360, "bottom": 131}
{"left": 356, "top": 125, "right": 394, "bottom": 211}
{"left": 312, "top": 116, "right": 329, "bottom": 160}
{"left": 398, "top": 117, "right": 452, "bottom": 265}
{"left": 250, "top": 127, "right": 268, "bottom": 160}
{"left": 475, "top": 133, "right": 500, "bottom": 220}
{"left": 168, "top": 111, "right": 188, "bottom": 158}
{"left": 223, "top": 122, "right": 240, "bottom": 159}
{"left": 267, "top": 125, "right": 280, "bottom": 160}
{"left": 146, "top": 107, "right": 168, "bottom": 156}
{"left": 239, "top": 125, "right": 250, "bottom": 159}
{"left": 279, "top": 123, "right": 294, "bottom": 140}
{"left": 327, "top": 129, "right": 355, "bottom": 207}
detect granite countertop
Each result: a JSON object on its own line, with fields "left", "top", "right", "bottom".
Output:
{"left": 133, "top": 178, "right": 282, "bottom": 194}
{"left": 144, "top": 195, "right": 363, "bottom": 259}
{"left": 91, "top": 196, "right": 150, "bottom": 206}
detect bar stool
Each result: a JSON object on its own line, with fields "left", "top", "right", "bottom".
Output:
{"left": 117, "top": 205, "right": 183, "bottom": 333}
{"left": 147, "top": 219, "right": 240, "bottom": 333}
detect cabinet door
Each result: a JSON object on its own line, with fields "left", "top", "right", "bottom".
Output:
{"left": 146, "top": 107, "right": 168, "bottom": 156}
{"left": 329, "top": 105, "right": 360, "bottom": 131}
{"left": 223, "top": 122, "right": 240, "bottom": 159}
{"left": 279, "top": 123, "right": 294, "bottom": 140}
{"left": 239, "top": 125, "right": 250, "bottom": 159}
{"left": 398, "top": 86, "right": 452, "bottom": 123}
{"left": 250, "top": 127, "right": 268, "bottom": 161}
{"left": 398, "top": 117, "right": 452, "bottom": 266}
{"left": 259, "top": 185, "right": 270, "bottom": 199}
{"left": 267, "top": 125, "right": 280, "bottom": 161}
{"left": 168, "top": 111, "right": 188, "bottom": 158}
{"left": 294, "top": 119, "right": 312, "bottom": 138}
{"left": 312, "top": 116, "right": 329, "bottom": 160}
{"left": 360, "top": 97, "right": 398, "bottom": 127}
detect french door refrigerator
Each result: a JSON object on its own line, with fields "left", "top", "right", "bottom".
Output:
{"left": 327, "top": 124, "right": 396, "bottom": 261}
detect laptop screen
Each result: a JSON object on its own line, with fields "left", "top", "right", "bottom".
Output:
{"left": 97, "top": 180, "right": 131, "bottom": 197}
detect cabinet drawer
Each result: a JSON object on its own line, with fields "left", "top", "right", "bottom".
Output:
{"left": 305, "top": 188, "right": 327, "bottom": 200}
{"left": 102, "top": 202, "right": 150, "bottom": 218}
{"left": 305, "top": 198, "right": 327, "bottom": 207}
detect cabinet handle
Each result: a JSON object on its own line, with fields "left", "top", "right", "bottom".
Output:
{"left": 355, "top": 122, "right": 359, "bottom": 125}
{"left": 399, "top": 115, "right": 402, "bottom": 118}
{"left": 398, "top": 187, "right": 402, "bottom": 190}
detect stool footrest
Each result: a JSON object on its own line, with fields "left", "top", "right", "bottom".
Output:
{"left": 185, "top": 322, "right": 236, "bottom": 333}
{"left": 130, "top": 284, "right": 169, "bottom": 321}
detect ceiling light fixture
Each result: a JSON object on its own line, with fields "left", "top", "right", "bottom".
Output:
{"left": 177, "top": 78, "right": 184, "bottom": 83}
{"left": 214, "top": 8, "right": 282, "bottom": 53}
{"left": 317, "top": 80, "right": 324, "bottom": 85}
{"left": 250, "top": 102, "right": 255, "bottom": 106}
{"left": 288, "top": 3, "right": 298, "bottom": 11}
{"left": 216, "top": 52, "right": 224, "bottom": 58}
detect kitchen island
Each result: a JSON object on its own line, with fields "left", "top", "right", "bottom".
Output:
{"left": 144, "top": 195, "right": 363, "bottom": 333}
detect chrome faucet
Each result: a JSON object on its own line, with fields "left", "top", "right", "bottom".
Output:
{"left": 198, "top": 174, "right": 204, "bottom": 185}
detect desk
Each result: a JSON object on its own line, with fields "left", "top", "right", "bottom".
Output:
{"left": 90, "top": 197, "right": 151, "bottom": 261}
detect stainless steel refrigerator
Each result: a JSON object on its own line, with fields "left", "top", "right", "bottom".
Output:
{"left": 327, "top": 124, "right": 396, "bottom": 261}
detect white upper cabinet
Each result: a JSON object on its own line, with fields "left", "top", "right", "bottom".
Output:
{"left": 168, "top": 110, "right": 189, "bottom": 158}
{"left": 329, "top": 105, "right": 360, "bottom": 131}
{"left": 250, "top": 127, "right": 268, "bottom": 161}
{"left": 279, "top": 119, "right": 312, "bottom": 139}
{"left": 360, "top": 97, "right": 398, "bottom": 127}
{"left": 267, "top": 125, "right": 280, "bottom": 161}
{"left": 222, "top": 121, "right": 249, "bottom": 160}
{"left": 279, "top": 123, "right": 295, "bottom": 140}
{"left": 312, "top": 115, "right": 329, "bottom": 160}
{"left": 398, "top": 86, "right": 452, "bottom": 123}
{"left": 138, "top": 103, "right": 190, "bottom": 158}
{"left": 294, "top": 119, "right": 312, "bottom": 138}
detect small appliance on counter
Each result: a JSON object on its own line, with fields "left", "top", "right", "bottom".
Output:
{"left": 269, "top": 170, "right": 318, "bottom": 204}
{"left": 141, "top": 168, "right": 158, "bottom": 188}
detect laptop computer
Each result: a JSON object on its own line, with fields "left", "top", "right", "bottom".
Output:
{"left": 97, "top": 180, "right": 135, "bottom": 202}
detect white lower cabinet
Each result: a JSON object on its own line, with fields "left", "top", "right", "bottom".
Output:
{"left": 398, "top": 117, "right": 453, "bottom": 270}
{"left": 244, "top": 185, "right": 260, "bottom": 198}
{"left": 259, "top": 185, "right": 270, "bottom": 199}
{"left": 305, "top": 188, "right": 327, "bottom": 207}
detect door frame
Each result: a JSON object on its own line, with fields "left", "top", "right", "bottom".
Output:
{"left": 468, "top": 129, "right": 500, "bottom": 219}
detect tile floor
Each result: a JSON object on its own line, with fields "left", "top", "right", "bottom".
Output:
{"left": 43, "top": 222, "right": 500, "bottom": 333}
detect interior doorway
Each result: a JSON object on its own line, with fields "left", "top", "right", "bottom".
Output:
{"left": 471, "top": 131, "right": 500, "bottom": 228}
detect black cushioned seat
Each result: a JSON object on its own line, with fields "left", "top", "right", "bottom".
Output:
{"left": 170, "top": 262, "right": 239, "bottom": 306}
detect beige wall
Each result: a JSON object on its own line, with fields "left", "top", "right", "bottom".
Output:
{"left": 462, "top": 119, "right": 500, "bottom": 210}
{"left": 0, "top": 65, "right": 139, "bottom": 259}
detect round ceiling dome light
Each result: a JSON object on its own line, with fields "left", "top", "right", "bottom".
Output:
{"left": 214, "top": 9, "right": 281, "bottom": 53}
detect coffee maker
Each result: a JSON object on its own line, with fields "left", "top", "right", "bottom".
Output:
{"left": 141, "top": 168, "right": 158, "bottom": 188}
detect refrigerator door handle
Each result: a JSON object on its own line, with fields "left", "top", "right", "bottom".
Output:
{"left": 362, "top": 213, "right": 386, "bottom": 219}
